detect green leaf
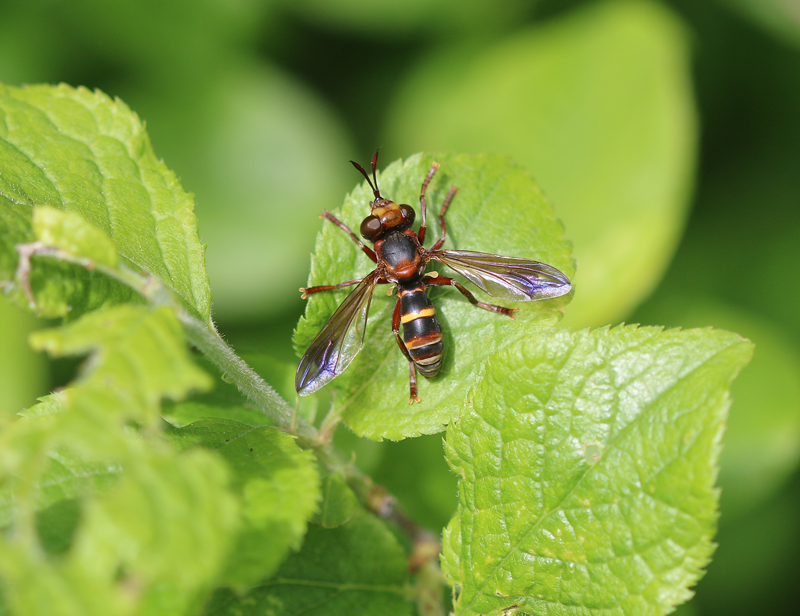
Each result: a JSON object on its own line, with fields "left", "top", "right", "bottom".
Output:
{"left": 385, "top": 0, "right": 696, "bottom": 328}
{"left": 632, "top": 295, "right": 800, "bottom": 519}
{"left": 0, "top": 443, "right": 121, "bottom": 529}
{"left": 443, "top": 325, "right": 752, "bottom": 615}
{"left": 29, "top": 304, "right": 212, "bottom": 427}
{"left": 294, "top": 152, "right": 574, "bottom": 440}
{"left": 31, "top": 205, "right": 118, "bottom": 268}
{"left": 166, "top": 418, "right": 320, "bottom": 589}
{"left": 313, "top": 471, "right": 358, "bottom": 528}
{"left": 204, "top": 508, "right": 412, "bottom": 616}
{"left": 0, "top": 306, "right": 233, "bottom": 616}
{"left": 0, "top": 83, "right": 211, "bottom": 319}
{"left": 0, "top": 447, "right": 239, "bottom": 616}
{"left": 0, "top": 293, "right": 46, "bottom": 415}
{"left": 73, "top": 448, "right": 238, "bottom": 616}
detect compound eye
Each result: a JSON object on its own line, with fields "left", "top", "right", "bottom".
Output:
{"left": 399, "top": 203, "right": 415, "bottom": 225}
{"left": 360, "top": 215, "right": 382, "bottom": 240}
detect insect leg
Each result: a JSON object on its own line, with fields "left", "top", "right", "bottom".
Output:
{"left": 408, "top": 362, "right": 419, "bottom": 405}
{"left": 417, "top": 162, "right": 440, "bottom": 245}
{"left": 300, "top": 278, "right": 361, "bottom": 299}
{"left": 429, "top": 187, "right": 459, "bottom": 251}
{"left": 320, "top": 210, "right": 377, "bottom": 262}
{"left": 427, "top": 275, "right": 517, "bottom": 318}
{"left": 393, "top": 296, "right": 421, "bottom": 403}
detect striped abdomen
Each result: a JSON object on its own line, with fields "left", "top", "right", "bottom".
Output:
{"left": 399, "top": 283, "right": 443, "bottom": 378}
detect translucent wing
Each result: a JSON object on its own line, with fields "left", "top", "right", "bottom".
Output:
{"left": 430, "top": 249, "right": 571, "bottom": 301}
{"left": 296, "top": 272, "right": 380, "bottom": 396}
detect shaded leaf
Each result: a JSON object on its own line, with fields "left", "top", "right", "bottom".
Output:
{"left": 691, "top": 485, "right": 800, "bottom": 615}
{"left": 444, "top": 325, "right": 752, "bottom": 615}
{"left": 0, "top": 194, "right": 137, "bottom": 318}
{"left": 372, "top": 434, "right": 458, "bottom": 531}
{"left": 285, "top": 0, "right": 530, "bottom": 36}
{"left": 167, "top": 418, "right": 320, "bottom": 589}
{"left": 133, "top": 61, "right": 355, "bottom": 320}
{"left": 313, "top": 471, "right": 358, "bottom": 528}
{"left": 205, "top": 509, "right": 412, "bottom": 616}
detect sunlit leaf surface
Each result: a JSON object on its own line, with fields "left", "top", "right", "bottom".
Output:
{"left": 444, "top": 325, "right": 752, "bottom": 615}
{"left": 0, "top": 83, "right": 211, "bottom": 319}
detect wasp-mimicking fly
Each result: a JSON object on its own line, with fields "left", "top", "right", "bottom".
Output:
{"left": 295, "top": 152, "right": 572, "bottom": 403}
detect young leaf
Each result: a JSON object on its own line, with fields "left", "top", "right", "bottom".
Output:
{"left": 0, "top": 447, "right": 239, "bottom": 616}
{"left": 294, "top": 152, "right": 574, "bottom": 440}
{"left": 0, "top": 293, "right": 46, "bottom": 415}
{"left": 166, "top": 418, "right": 321, "bottom": 590}
{"left": 443, "top": 325, "right": 753, "bottom": 616}
{"left": 0, "top": 83, "right": 211, "bottom": 319}
{"left": 72, "top": 448, "right": 239, "bottom": 616}
{"left": 0, "top": 304, "right": 236, "bottom": 616}
{"left": 385, "top": 0, "right": 696, "bottom": 328}
{"left": 29, "top": 304, "right": 212, "bottom": 427}
{"left": 0, "top": 195, "right": 138, "bottom": 318}
{"left": 0, "top": 443, "right": 121, "bottom": 529}
{"left": 31, "top": 205, "right": 118, "bottom": 268}
{"left": 204, "top": 508, "right": 412, "bottom": 616}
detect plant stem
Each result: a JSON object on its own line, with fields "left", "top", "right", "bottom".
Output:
{"left": 180, "top": 313, "right": 318, "bottom": 440}
{"left": 314, "top": 441, "right": 446, "bottom": 613}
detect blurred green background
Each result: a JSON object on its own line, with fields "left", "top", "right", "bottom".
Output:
{"left": 1, "top": 0, "right": 798, "bottom": 613}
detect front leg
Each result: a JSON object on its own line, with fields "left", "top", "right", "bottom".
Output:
{"left": 417, "top": 162, "right": 440, "bottom": 246}
{"left": 321, "top": 210, "right": 377, "bottom": 262}
{"left": 300, "top": 278, "right": 361, "bottom": 299}
{"left": 429, "top": 187, "right": 459, "bottom": 251}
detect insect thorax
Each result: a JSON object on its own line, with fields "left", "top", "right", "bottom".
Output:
{"left": 379, "top": 231, "right": 419, "bottom": 270}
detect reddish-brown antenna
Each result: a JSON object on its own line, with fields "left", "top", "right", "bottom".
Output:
{"left": 350, "top": 149, "right": 382, "bottom": 199}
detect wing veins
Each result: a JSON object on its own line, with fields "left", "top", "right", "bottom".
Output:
{"left": 296, "top": 272, "right": 381, "bottom": 395}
